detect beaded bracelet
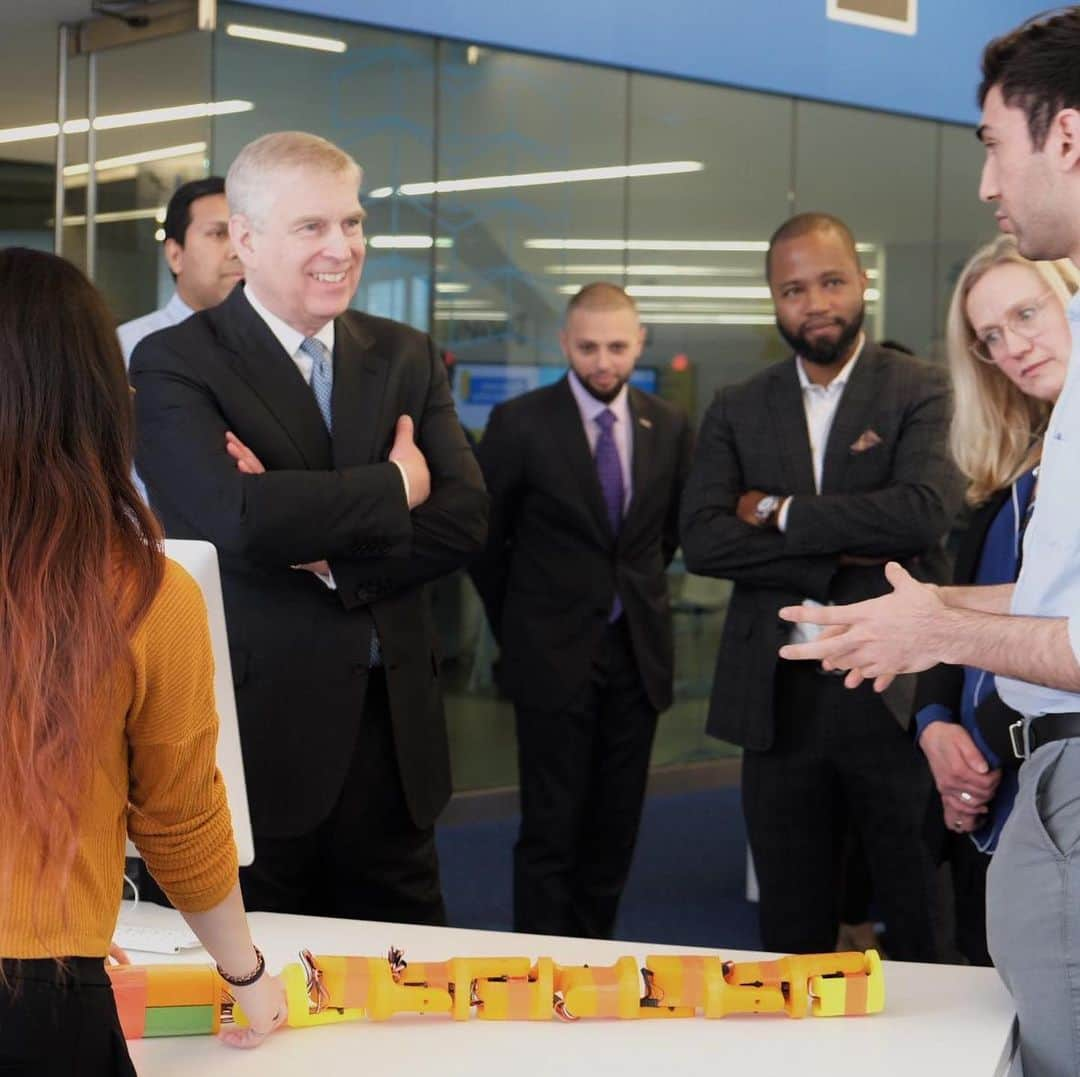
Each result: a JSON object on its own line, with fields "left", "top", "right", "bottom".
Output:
{"left": 217, "top": 946, "right": 266, "bottom": 987}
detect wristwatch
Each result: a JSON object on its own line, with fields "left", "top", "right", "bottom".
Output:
{"left": 753, "top": 494, "right": 782, "bottom": 527}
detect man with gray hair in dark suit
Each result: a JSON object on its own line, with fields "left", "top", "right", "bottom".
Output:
{"left": 680, "top": 213, "right": 963, "bottom": 961}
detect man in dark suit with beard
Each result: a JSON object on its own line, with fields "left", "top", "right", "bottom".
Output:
{"left": 680, "top": 213, "right": 963, "bottom": 960}
{"left": 130, "top": 131, "right": 487, "bottom": 923}
{"left": 472, "top": 283, "right": 692, "bottom": 939}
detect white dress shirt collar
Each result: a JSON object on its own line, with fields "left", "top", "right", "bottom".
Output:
{"left": 244, "top": 285, "right": 335, "bottom": 359}
{"left": 164, "top": 291, "right": 194, "bottom": 324}
{"left": 567, "top": 368, "right": 631, "bottom": 428}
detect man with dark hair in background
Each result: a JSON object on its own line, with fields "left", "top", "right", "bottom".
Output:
{"left": 680, "top": 212, "right": 963, "bottom": 962}
{"left": 472, "top": 283, "right": 692, "bottom": 939}
{"left": 118, "top": 176, "right": 242, "bottom": 362}
{"left": 778, "top": 12, "right": 1080, "bottom": 1072}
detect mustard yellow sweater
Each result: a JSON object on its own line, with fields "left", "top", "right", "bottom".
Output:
{"left": 0, "top": 559, "right": 239, "bottom": 958}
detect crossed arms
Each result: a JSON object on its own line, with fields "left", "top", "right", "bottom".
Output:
{"left": 132, "top": 333, "right": 487, "bottom": 607}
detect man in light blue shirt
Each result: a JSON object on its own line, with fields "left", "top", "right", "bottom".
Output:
{"left": 117, "top": 176, "right": 242, "bottom": 362}
{"left": 778, "top": 11, "right": 1080, "bottom": 1074}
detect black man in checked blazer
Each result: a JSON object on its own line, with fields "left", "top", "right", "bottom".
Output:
{"left": 680, "top": 214, "right": 963, "bottom": 960}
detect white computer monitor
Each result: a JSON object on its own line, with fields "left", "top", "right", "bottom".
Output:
{"left": 125, "top": 539, "right": 255, "bottom": 866}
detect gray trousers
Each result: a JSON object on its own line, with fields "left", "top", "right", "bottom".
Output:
{"left": 987, "top": 737, "right": 1080, "bottom": 1077}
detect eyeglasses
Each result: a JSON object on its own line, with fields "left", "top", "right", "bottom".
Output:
{"left": 970, "top": 292, "right": 1057, "bottom": 364}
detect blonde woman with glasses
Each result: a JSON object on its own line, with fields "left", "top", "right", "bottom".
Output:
{"left": 913, "top": 234, "right": 1079, "bottom": 965}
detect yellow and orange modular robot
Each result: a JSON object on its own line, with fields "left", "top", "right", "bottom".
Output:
{"left": 108, "top": 946, "right": 884, "bottom": 1038}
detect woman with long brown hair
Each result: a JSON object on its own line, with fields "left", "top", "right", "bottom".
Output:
{"left": 0, "top": 248, "right": 284, "bottom": 1073}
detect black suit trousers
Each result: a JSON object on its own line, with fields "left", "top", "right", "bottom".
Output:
{"left": 513, "top": 617, "right": 658, "bottom": 939}
{"left": 0, "top": 958, "right": 135, "bottom": 1076}
{"left": 742, "top": 661, "right": 938, "bottom": 961}
{"left": 238, "top": 670, "right": 446, "bottom": 926}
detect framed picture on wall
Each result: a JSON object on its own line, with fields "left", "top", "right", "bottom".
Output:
{"left": 827, "top": 0, "right": 917, "bottom": 36}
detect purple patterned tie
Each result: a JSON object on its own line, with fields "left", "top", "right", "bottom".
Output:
{"left": 594, "top": 408, "right": 625, "bottom": 533}
{"left": 594, "top": 408, "right": 624, "bottom": 621}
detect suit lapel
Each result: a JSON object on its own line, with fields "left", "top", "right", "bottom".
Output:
{"left": 768, "top": 361, "right": 817, "bottom": 495}
{"left": 212, "top": 286, "right": 331, "bottom": 467}
{"left": 552, "top": 377, "right": 614, "bottom": 544}
{"left": 329, "top": 313, "right": 384, "bottom": 468}
{"left": 624, "top": 386, "right": 654, "bottom": 531}
{"left": 821, "top": 344, "right": 880, "bottom": 494}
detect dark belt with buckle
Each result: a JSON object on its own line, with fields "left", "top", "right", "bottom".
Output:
{"left": 1008, "top": 712, "right": 1080, "bottom": 761}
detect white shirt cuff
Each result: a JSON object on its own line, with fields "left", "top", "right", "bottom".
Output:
{"left": 316, "top": 568, "right": 337, "bottom": 591}
{"left": 393, "top": 459, "right": 411, "bottom": 507}
{"left": 777, "top": 496, "right": 792, "bottom": 532}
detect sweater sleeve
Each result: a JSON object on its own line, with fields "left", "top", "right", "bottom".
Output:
{"left": 125, "top": 560, "right": 239, "bottom": 912}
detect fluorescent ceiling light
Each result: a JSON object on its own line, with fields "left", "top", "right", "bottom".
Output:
{"left": 63, "top": 141, "right": 206, "bottom": 176}
{"left": 435, "top": 282, "right": 470, "bottom": 293}
{"left": 544, "top": 264, "right": 760, "bottom": 277}
{"left": 60, "top": 207, "right": 163, "bottom": 227}
{"left": 632, "top": 285, "right": 770, "bottom": 299}
{"left": 559, "top": 285, "right": 878, "bottom": 300}
{"left": 530, "top": 239, "right": 767, "bottom": 253}
{"left": 557, "top": 284, "right": 772, "bottom": 299}
{"left": 367, "top": 161, "right": 703, "bottom": 199}
{"left": 635, "top": 301, "right": 771, "bottom": 312}
{"left": 528, "top": 238, "right": 876, "bottom": 253}
{"left": 0, "top": 100, "right": 253, "bottom": 146}
{"left": 226, "top": 23, "right": 347, "bottom": 52}
{"left": 367, "top": 235, "right": 454, "bottom": 249}
{"left": 644, "top": 314, "right": 777, "bottom": 326}
{"left": 63, "top": 165, "right": 137, "bottom": 189}
{"left": 434, "top": 298, "right": 495, "bottom": 309}
{"left": 434, "top": 310, "right": 508, "bottom": 321}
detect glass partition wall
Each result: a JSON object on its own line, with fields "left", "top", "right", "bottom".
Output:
{"left": 73, "top": 3, "right": 997, "bottom": 792}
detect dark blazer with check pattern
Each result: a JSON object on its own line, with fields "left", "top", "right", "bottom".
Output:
{"left": 130, "top": 284, "right": 488, "bottom": 837}
{"left": 680, "top": 342, "right": 964, "bottom": 749}
{"left": 471, "top": 376, "right": 693, "bottom": 714}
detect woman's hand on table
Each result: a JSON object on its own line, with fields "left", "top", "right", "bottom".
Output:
{"left": 221, "top": 974, "right": 288, "bottom": 1049}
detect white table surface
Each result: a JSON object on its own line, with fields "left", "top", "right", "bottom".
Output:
{"left": 120, "top": 904, "right": 1018, "bottom": 1076}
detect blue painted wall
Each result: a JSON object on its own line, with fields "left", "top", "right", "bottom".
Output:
{"left": 239, "top": 1, "right": 1048, "bottom": 124}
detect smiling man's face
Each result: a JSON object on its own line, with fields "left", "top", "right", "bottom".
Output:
{"left": 230, "top": 164, "right": 366, "bottom": 336}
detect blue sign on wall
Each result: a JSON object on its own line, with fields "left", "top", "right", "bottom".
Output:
{"left": 241, "top": 0, "right": 1050, "bottom": 125}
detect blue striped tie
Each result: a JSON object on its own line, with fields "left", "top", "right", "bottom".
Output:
{"left": 300, "top": 336, "right": 333, "bottom": 432}
{"left": 299, "top": 335, "right": 381, "bottom": 666}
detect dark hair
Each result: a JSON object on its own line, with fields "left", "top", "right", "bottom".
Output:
{"left": 765, "top": 212, "right": 859, "bottom": 280}
{"left": 0, "top": 248, "right": 162, "bottom": 918}
{"left": 979, "top": 8, "right": 1080, "bottom": 149}
{"left": 163, "top": 175, "right": 226, "bottom": 245}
